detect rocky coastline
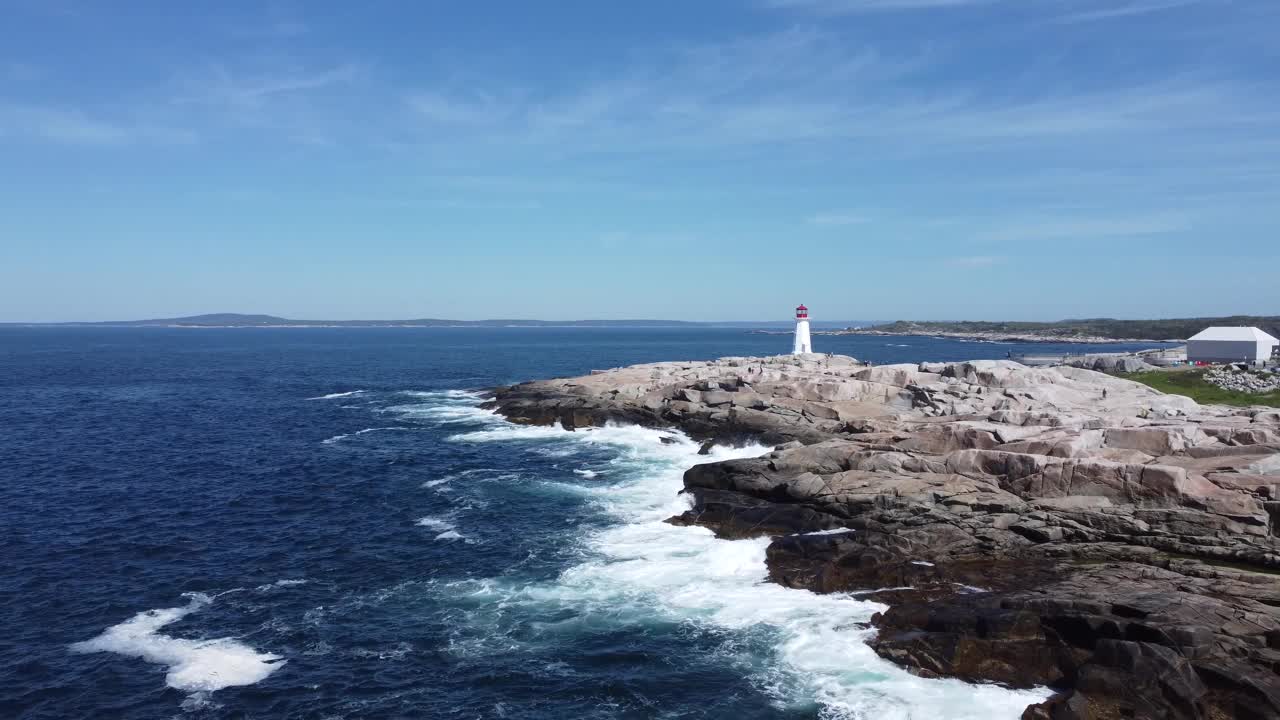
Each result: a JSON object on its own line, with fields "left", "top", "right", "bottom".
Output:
{"left": 486, "top": 354, "right": 1280, "bottom": 719}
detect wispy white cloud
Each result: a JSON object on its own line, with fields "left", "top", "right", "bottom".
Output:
{"left": 0, "top": 102, "right": 192, "bottom": 145}
{"left": 220, "top": 0, "right": 310, "bottom": 39}
{"left": 406, "top": 92, "right": 510, "bottom": 125}
{"left": 174, "top": 62, "right": 362, "bottom": 109}
{"left": 0, "top": 103, "right": 124, "bottom": 143}
{"left": 765, "top": 0, "right": 1211, "bottom": 19}
{"left": 399, "top": 28, "right": 1274, "bottom": 158}
{"left": 400, "top": 28, "right": 936, "bottom": 148}
{"left": 232, "top": 18, "right": 309, "bottom": 39}
{"left": 7, "top": 9, "right": 1269, "bottom": 178}
{"left": 1, "top": 61, "right": 41, "bottom": 82}
{"left": 1051, "top": 0, "right": 1204, "bottom": 24}
{"left": 436, "top": 198, "right": 543, "bottom": 211}
{"left": 6, "top": 0, "right": 86, "bottom": 20}
{"left": 162, "top": 59, "right": 366, "bottom": 145}
{"left": 808, "top": 212, "right": 869, "bottom": 226}
{"left": 763, "top": 0, "right": 999, "bottom": 13}
{"left": 977, "top": 213, "right": 1190, "bottom": 242}
{"left": 947, "top": 255, "right": 1004, "bottom": 268}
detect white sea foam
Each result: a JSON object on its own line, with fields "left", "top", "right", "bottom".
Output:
{"left": 417, "top": 515, "right": 470, "bottom": 541}
{"left": 322, "top": 427, "right": 422, "bottom": 444}
{"left": 573, "top": 469, "right": 599, "bottom": 479}
{"left": 352, "top": 641, "right": 415, "bottom": 661}
{"left": 536, "top": 446, "right": 581, "bottom": 458}
{"left": 400, "top": 389, "right": 486, "bottom": 400}
{"left": 448, "top": 423, "right": 568, "bottom": 443}
{"left": 69, "top": 593, "right": 284, "bottom": 696}
{"left": 421, "top": 467, "right": 512, "bottom": 489}
{"left": 382, "top": 390, "right": 499, "bottom": 428}
{"left": 255, "top": 579, "right": 309, "bottom": 591}
{"left": 308, "top": 390, "right": 365, "bottom": 400}
{"left": 416, "top": 516, "right": 455, "bottom": 532}
{"left": 387, "top": 402, "right": 499, "bottom": 425}
{"left": 446, "top": 416, "right": 1049, "bottom": 718}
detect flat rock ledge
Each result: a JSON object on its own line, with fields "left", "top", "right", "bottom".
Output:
{"left": 487, "top": 354, "right": 1280, "bottom": 719}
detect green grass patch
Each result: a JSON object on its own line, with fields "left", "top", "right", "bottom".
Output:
{"left": 1115, "top": 369, "right": 1280, "bottom": 408}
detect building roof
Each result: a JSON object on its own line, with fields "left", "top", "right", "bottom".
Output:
{"left": 1187, "top": 326, "right": 1280, "bottom": 343}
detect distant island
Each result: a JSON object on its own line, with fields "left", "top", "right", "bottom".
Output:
{"left": 840, "top": 316, "right": 1280, "bottom": 344}
{"left": 3, "top": 313, "right": 876, "bottom": 329}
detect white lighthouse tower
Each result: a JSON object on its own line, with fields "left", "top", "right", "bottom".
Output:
{"left": 792, "top": 304, "right": 813, "bottom": 354}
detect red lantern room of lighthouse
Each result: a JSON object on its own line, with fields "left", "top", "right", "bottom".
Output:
{"left": 795, "top": 305, "right": 808, "bottom": 319}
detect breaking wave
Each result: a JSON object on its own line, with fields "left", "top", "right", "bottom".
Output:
{"left": 308, "top": 390, "right": 365, "bottom": 400}
{"left": 68, "top": 593, "right": 284, "bottom": 698}
{"left": 416, "top": 515, "right": 455, "bottom": 532}
{"left": 438, "top": 404, "right": 1049, "bottom": 718}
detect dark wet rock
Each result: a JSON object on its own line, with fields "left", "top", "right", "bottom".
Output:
{"left": 871, "top": 559, "right": 1280, "bottom": 720}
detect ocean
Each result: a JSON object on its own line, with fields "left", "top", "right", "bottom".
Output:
{"left": 0, "top": 328, "right": 1165, "bottom": 719}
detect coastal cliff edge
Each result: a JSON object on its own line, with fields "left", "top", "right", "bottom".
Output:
{"left": 486, "top": 354, "right": 1280, "bottom": 720}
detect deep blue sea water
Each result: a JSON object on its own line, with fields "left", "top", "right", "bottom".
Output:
{"left": 0, "top": 329, "right": 1165, "bottom": 719}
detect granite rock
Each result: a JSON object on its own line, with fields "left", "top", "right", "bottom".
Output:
{"left": 489, "top": 354, "right": 1280, "bottom": 718}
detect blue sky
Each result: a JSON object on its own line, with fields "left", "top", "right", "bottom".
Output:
{"left": 2, "top": 0, "right": 1277, "bottom": 322}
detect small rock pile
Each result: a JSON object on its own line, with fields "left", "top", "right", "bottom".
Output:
{"left": 1205, "top": 365, "right": 1280, "bottom": 394}
{"left": 1061, "top": 354, "right": 1153, "bottom": 373}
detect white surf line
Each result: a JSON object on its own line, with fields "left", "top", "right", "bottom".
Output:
{"left": 399, "top": 389, "right": 488, "bottom": 400}
{"left": 322, "top": 426, "right": 427, "bottom": 444}
{"left": 386, "top": 404, "right": 500, "bottom": 425}
{"left": 382, "top": 389, "right": 500, "bottom": 426}
{"left": 308, "top": 390, "right": 365, "bottom": 400}
{"left": 69, "top": 592, "right": 285, "bottom": 700}
{"left": 450, "top": 409, "right": 1050, "bottom": 718}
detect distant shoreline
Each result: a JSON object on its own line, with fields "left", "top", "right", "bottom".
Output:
{"left": 746, "top": 328, "right": 1178, "bottom": 344}
{"left": 4, "top": 323, "right": 836, "bottom": 330}
{"left": 844, "top": 317, "right": 1280, "bottom": 345}
{"left": 0, "top": 313, "right": 876, "bottom": 329}
{"left": 837, "top": 329, "right": 1182, "bottom": 344}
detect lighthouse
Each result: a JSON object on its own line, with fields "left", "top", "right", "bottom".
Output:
{"left": 793, "top": 304, "right": 813, "bottom": 354}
